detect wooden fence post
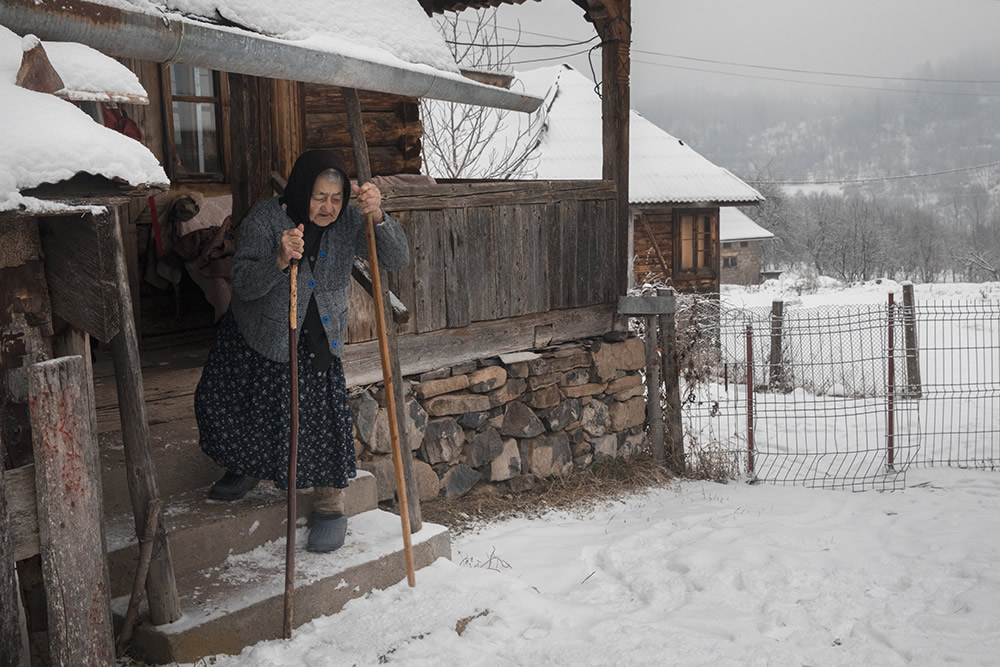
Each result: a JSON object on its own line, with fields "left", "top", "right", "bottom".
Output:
{"left": 28, "top": 356, "right": 115, "bottom": 666}
{"left": 106, "top": 211, "right": 181, "bottom": 625}
{"left": 768, "top": 300, "right": 786, "bottom": 392}
{"left": 657, "top": 288, "right": 684, "bottom": 474}
{"left": 1, "top": 464, "right": 29, "bottom": 667}
{"left": 902, "top": 283, "right": 922, "bottom": 399}
{"left": 643, "top": 314, "right": 665, "bottom": 463}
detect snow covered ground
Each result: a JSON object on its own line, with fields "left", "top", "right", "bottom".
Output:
{"left": 184, "top": 278, "right": 1000, "bottom": 666}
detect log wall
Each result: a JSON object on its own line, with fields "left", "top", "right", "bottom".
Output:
{"left": 303, "top": 85, "right": 422, "bottom": 177}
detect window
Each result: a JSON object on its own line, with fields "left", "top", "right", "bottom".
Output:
{"left": 678, "top": 211, "right": 714, "bottom": 273}
{"left": 164, "top": 64, "right": 226, "bottom": 180}
{"left": 740, "top": 241, "right": 749, "bottom": 248}
{"left": 723, "top": 255, "right": 738, "bottom": 269}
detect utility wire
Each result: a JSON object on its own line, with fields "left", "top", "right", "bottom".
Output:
{"left": 632, "top": 49, "right": 1000, "bottom": 85}
{"left": 474, "top": 19, "right": 1000, "bottom": 86}
{"left": 752, "top": 161, "right": 1000, "bottom": 185}
{"left": 633, "top": 59, "right": 1000, "bottom": 97}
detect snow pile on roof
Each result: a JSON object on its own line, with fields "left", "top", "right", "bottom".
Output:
{"left": 1, "top": 27, "right": 167, "bottom": 214}
{"left": 0, "top": 25, "right": 148, "bottom": 102}
{"left": 513, "top": 64, "right": 764, "bottom": 205}
{"left": 720, "top": 207, "right": 774, "bottom": 242}
{"left": 94, "top": 0, "right": 461, "bottom": 75}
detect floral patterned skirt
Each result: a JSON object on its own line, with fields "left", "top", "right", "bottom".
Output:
{"left": 195, "top": 310, "right": 356, "bottom": 490}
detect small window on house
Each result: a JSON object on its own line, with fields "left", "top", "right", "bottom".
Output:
{"left": 679, "top": 212, "right": 713, "bottom": 272}
{"left": 165, "top": 64, "right": 225, "bottom": 180}
{"left": 723, "top": 255, "right": 738, "bottom": 268}
{"left": 740, "top": 241, "right": 749, "bottom": 248}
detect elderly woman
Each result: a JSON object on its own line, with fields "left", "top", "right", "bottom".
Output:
{"left": 195, "top": 150, "right": 409, "bottom": 553}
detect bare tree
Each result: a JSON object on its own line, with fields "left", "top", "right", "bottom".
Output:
{"left": 421, "top": 9, "right": 543, "bottom": 180}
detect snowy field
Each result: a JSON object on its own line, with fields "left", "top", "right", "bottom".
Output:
{"left": 187, "top": 279, "right": 1000, "bottom": 666}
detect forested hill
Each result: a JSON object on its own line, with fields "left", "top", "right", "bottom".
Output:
{"left": 640, "top": 52, "right": 1000, "bottom": 210}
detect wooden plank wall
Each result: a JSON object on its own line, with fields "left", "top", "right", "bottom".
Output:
{"left": 339, "top": 180, "right": 618, "bottom": 343}
{"left": 303, "top": 85, "right": 422, "bottom": 177}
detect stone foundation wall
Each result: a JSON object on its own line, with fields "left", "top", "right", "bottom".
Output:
{"left": 350, "top": 334, "right": 650, "bottom": 502}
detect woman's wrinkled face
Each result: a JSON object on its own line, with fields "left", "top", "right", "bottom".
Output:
{"left": 309, "top": 175, "right": 344, "bottom": 226}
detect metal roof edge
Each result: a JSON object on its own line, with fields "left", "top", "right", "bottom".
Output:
{"left": 0, "top": 0, "right": 542, "bottom": 113}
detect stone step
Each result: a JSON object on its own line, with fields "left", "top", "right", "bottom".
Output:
{"left": 105, "top": 472, "right": 378, "bottom": 599}
{"left": 116, "top": 509, "right": 450, "bottom": 665}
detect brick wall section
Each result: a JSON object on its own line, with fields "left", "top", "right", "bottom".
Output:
{"left": 350, "top": 335, "right": 650, "bottom": 501}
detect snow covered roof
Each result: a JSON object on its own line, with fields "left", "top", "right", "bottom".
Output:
{"left": 515, "top": 65, "right": 764, "bottom": 205}
{"left": 0, "top": 0, "right": 542, "bottom": 112}
{"left": 720, "top": 207, "right": 774, "bottom": 243}
{"left": 1, "top": 27, "right": 168, "bottom": 215}
{"left": 0, "top": 25, "right": 148, "bottom": 103}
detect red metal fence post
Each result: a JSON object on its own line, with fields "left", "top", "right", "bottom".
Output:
{"left": 746, "top": 324, "right": 755, "bottom": 477}
{"left": 887, "top": 293, "right": 896, "bottom": 469}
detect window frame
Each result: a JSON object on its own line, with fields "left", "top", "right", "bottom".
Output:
{"left": 674, "top": 208, "right": 717, "bottom": 279}
{"left": 161, "top": 64, "right": 230, "bottom": 183}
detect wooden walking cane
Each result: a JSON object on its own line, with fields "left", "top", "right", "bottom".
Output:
{"left": 284, "top": 257, "right": 300, "bottom": 638}
{"left": 342, "top": 87, "right": 416, "bottom": 587}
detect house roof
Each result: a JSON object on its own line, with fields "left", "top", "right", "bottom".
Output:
{"left": 720, "top": 207, "right": 774, "bottom": 243}
{"left": 0, "top": 25, "right": 148, "bottom": 103}
{"left": 0, "top": 0, "right": 542, "bottom": 112}
{"left": 515, "top": 64, "right": 764, "bottom": 206}
{"left": 1, "top": 28, "right": 167, "bottom": 214}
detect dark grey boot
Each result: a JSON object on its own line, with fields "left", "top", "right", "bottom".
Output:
{"left": 306, "top": 512, "right": 348, "bottom": 553}
{"left": 207, "top": 471, "right": 259, "bottom": 501}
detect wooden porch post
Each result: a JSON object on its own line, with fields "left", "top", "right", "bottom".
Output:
{"left": 106, "top": 210, "right": 182, "bottom": 625}
{"left": 28, "top": 355, "right": 115, "bottom": 666}
{"left": 342, "top": 88, "right": 422, "bottom": 536}
{"left": 594, "top": 0, "right": 632, "bottom": 298}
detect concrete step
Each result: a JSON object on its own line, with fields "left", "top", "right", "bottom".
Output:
{"left": 99, "top": 417, "right": 221, "bottom": 517}
{"left": 105, "top": 471, "right": 378, "bottom": 599}
{"left": 116, "top": 509, "right": 450, "bottom": 665}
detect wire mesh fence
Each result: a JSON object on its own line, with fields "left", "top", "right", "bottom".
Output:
{"left": 676, "top": 292, "right": 1000, "bottom": 491}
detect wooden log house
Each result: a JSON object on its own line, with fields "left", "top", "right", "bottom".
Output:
{"left": 2, "top": 0, "right": 639, "bottom": 663}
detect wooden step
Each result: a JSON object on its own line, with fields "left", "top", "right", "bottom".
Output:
{"left": 105, "top": 472, "right": 377, "bottom": 599}
{"left": 116, "top": 509, "right": 450, "bottom": 665}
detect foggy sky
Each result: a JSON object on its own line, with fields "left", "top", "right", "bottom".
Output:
{"left": 490, "top": 0, "right": 1000, "bottom": 110}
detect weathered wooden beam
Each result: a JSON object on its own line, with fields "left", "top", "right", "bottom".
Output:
{"left": 343, "top": 86, "right": 422, "bottom": 537}
{"left": 20, "top": 173, "right": 167, "bottom": 207}
{"left": 1, "top": 218, "right": 55, "bottom": 470}
{"left": 595, "top": 0, "right": 631, "bottom": 299}
{"left": 303, "top": 85, "right": 417, "bottom": 115}
{"left": 305, "top": 111, "right": 421, "bottom": 148}
{"left": 382, "top": 180, "right": 616, "bottom": 211}
{"left": 105, "top": 210, "right": 181, "bottom": 625}
{"left": 38, "top": 215, "right": 121, "bottom": 343}
{"left": 657, "top": 287, "right": 684, "bottom": 474}
{"left": 0, "top": 460, "right": 28, "bottom": 667}
{"left": 272, "top": 79, "right": 305, "bottom": 181}
{"left": 617, "top": 295, "right": 676, "bottom": 316}
{"left": 28, "top": 355, "right": 115, "bottom": 666}
{"left": 342, "top": 303, "right": 617, "bottom": 388}
{"left": 229, "top": 73, "right": 273, "bottom": 229}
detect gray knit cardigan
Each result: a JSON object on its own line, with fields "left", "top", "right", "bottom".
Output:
{"left": 230, "top": 196, "right": 409, "bottom": 362}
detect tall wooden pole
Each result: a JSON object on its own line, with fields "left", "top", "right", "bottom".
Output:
{"left": 284, "top": 262, "right": 299, "bottom": 637}
{"left": 342, "top": 87, "right": 417, "bottom": 587}
{"left": 107, "top": 210, "right": 181, "bottom": 625}
{"left": 596, "top": 0, "right": 632, "bottom": 298}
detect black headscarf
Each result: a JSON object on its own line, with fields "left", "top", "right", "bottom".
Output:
{"left": 280, "top": 149, "right": 351, "bottom": 227}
